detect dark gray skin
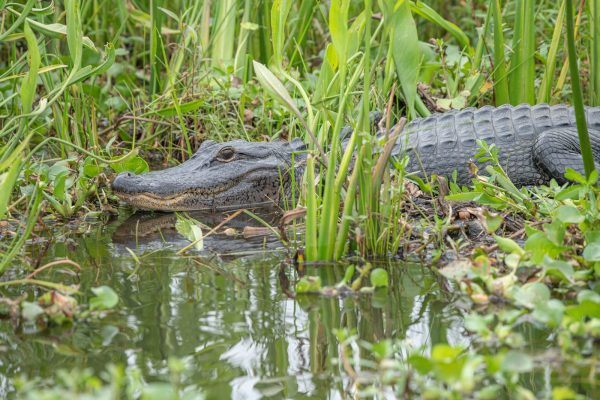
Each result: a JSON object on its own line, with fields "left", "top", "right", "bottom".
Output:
{"left": 113, "top": 104, "right": 600, "bottom": 211}
{"left": 112, "top": 138, "right": 306, "bottom": 211}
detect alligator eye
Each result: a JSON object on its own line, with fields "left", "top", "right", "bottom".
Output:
{"left": 216, "top": 147, "right": 236, "bottom": 162}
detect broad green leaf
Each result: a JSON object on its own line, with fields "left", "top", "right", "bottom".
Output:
{"left": 90, "top": 286, "right": 119, "bottom": 310}
{"left": 408, "top": 354, "right": 433, "bottom": 374}
{"left": 111, "top": 155, "right": 149, "bottom": 175}
{"left": 82, "top": 157, "right": 103, "bottom": 178}
{"left": 583, "top": 241, "right": 600, "bottom": 261}
{"left": 253, "top": 61, "right": 302, "bottom": 120}
{"left": 543, "top": 257, "right": 574, "bottom": 283}
{"left": 554, "top": 205, "right": 584, "bottom": 224}
{"left": 329, "top": 0, "right": 350, "bottom": 64}
{"left": 493, "top": 235, "right": 525, "bottom": 256}
{"left": 370, "top": 268, "right": 389, "bottom": 288}
{"left": 513, "top": 282, "right": 550, "bottom": 309}
{"left": 524, "top": 232, "right": 565, "bottom": 264}
{"left": 500, "top": 351, "right": 533, "bottom": 373}
{"left": 380, "top": 0, "right": 421, "bottom": 117}
{"left": 532, "top": 299, "right": 564, "bottom": 327}
{"left": 175, "top": 214, "right": 204, "bottom": 251}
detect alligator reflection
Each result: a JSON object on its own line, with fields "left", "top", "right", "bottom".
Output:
{"left": 0, "top": 218, "right": 465, "bottom": 398}
{"left": 111, "top": 208, "right": 285, "bottom": 257}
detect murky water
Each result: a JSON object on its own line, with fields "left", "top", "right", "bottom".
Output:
{"left": 0, "top": 211, "right": 465, "bottom": 398}
{"left": 1, "top": 211, "right": 592, "bottom": 398}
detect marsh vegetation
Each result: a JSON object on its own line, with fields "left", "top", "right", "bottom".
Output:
{"left": 1, "top": 0, "right": 599, "bottom": 398}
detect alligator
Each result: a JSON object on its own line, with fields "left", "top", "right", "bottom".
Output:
{"left": 112, "top": 103, "right": 600, "bottom": 211}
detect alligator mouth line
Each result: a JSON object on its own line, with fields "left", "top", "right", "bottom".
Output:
{"left": 113, "top": 167, "right": 289, "bottom": 211}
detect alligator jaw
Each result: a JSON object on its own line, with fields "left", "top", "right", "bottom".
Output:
{"left": 113, "top": 189, "right": 276, "bottom": 212}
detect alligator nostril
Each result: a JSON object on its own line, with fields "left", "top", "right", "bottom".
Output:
{"left": 112, "top": 171, "right": 137, "bottom": 191}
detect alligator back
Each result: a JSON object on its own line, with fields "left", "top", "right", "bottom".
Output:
{"left": 392, "top": 104, "right": 600, "bottom": 185}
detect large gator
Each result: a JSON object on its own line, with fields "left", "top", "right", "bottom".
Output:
{"left": 112, "top": 104, "right": 600, "bottom": 211}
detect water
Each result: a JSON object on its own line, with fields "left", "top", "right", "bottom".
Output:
{"left": 0, "top": 211, "right": 465, "bottom": 398}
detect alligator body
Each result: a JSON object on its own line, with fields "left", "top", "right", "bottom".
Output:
{"left": 112, "top": 104, "right": 600, "bottom": 211}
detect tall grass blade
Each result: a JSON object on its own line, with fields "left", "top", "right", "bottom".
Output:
{"left": 538, "top": 0, "right": 566, "bottom": 104}
{"left": 590, "top": 0, "right": 600, "bottom": 105}
{"left": 565, "top": 0, "right": 595, "bottom": 178}
{"left": 65, "top": 0, "right": 83, "bottom": 69}
{"left": 305, "top": 155, "right": 318, "bottom": 261}
{"left": 490, "top": 0, "right": 510, "bottom": 105}
{"left": 271, "top": 0, "right": 292, "bottom": 68}
{"left": 150, "top": 0, "right": 164, "bottom": 94}
{"left": 509, "top": 0, "right": 536, "bottom": 105}
{"left": 20, "top": 22, "right": 40, "bottom": 115}
{"left": 211, "top": 0, "right": 237, "bottom": 67}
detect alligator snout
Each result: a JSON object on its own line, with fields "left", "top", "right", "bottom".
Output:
{"left": 112, "top": 171, "right": 141, "bottom": 194}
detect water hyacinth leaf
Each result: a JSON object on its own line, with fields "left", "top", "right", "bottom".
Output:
{"left": 582, "top": 241, "right": 600, "bottom": 261}
{"left": 554, "top": 205, "right": 584, "bottom": 224}
{"left": 532, "top": 299, "right": 565, "bottom": 327}
{"left": 370, "top": 268, "right": 389, "bottom": 288}
{"left": 464, "top": 314, "right": 492, "bottom": 336}
{"left": 524, "top": 232, "right": 565, "bottom": 264}
{"left": 111, "top": 155, "right": 149, "bottom": 175}
{"left": 543, "top": 257, "right": 575, "bottom": 283}
{"left": 500, "top": 350, "right": 533, "bottom": 373}
{"left": 577, "top": 290, "right": 600, "bottom": 304}
{"left": 175, "top": 214, "right": 204, "bottom": 251}
{"left": 513, "top": 282, "right": 550, "bottom": 309}
{"left": 483, "top": 210, "right": 503, "bottom": 233}
{"left": 438, "top": 259, "right": 472, "bottom": 280}
{"left": 408, "top": 354, "right": 433, "bottom": 374}
{"left": 90, "top": 286, "right": 119, "bottom": 311}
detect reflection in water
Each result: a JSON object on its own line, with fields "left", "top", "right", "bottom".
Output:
{"left": 0, "top": 212, "right": 465, "bottom": 398}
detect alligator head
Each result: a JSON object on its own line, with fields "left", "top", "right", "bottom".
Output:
{"left": 112, "top": 139, "right": 306, "bottom": 211}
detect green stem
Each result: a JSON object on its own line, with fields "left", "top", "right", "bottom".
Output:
{"left": 566, "top": 0, "right": 595, "bottom": 178}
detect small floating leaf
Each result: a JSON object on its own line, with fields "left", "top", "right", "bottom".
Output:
{"left": 175, "top": 214, "right": 204, "bottom": 251}
{"left": 295, "top": 276, "right": 322, "bottom": 293}
{"left": 90, "top": 286, "right": 119, "bottom": 311}
{"left": 370, "top": 268, "right": 389, "bottom": 288}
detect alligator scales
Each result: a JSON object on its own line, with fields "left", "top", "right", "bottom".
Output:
{"left": 112, "top": 104, "right": 600, "bottom": 211}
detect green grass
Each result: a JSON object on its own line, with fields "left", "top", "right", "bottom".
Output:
{"left": 2, "top": 1, "right": 600, "bottom": 398}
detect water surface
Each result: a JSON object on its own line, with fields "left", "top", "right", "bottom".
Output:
{"left": 0, "top": 211, "right": 467, "bottom": 398}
